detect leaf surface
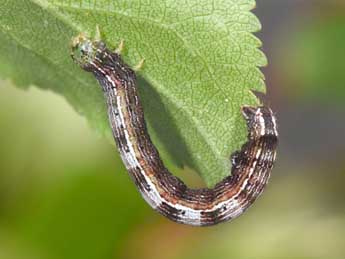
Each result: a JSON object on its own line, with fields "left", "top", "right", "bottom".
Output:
{"left": 0, "top": 0, "right": 266, "bottom": 186}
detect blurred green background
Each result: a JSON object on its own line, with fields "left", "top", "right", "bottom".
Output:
{"left": 1, "top": 1, "right": 345, "bottom": 258}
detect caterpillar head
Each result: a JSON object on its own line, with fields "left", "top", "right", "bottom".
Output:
{"left": 71, "top": 33, "right": 106, "bottom": 71}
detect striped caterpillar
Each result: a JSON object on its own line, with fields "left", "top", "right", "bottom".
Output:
{"left": 71, "top": 33, "right": 278, "bottom": 226}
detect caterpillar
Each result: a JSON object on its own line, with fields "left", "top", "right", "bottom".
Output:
{"left": 71, "top": 32, "right": 278, "bottom": 226}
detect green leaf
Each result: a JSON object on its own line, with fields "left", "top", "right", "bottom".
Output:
{"left": 0, "top": 0, "right": 266, "bottom": 186}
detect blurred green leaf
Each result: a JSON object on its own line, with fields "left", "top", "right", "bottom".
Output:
{"left": 0, "top": 85, "right": 152, "bottom": 259}
{"left": 0, "top": 0, "right": 266, "bottom": 186}
{"left": 283, "top": 15, "right": 345, "bottom": 103}
{"left": 18, "top": 172, "right": 149, "bottom": 259}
